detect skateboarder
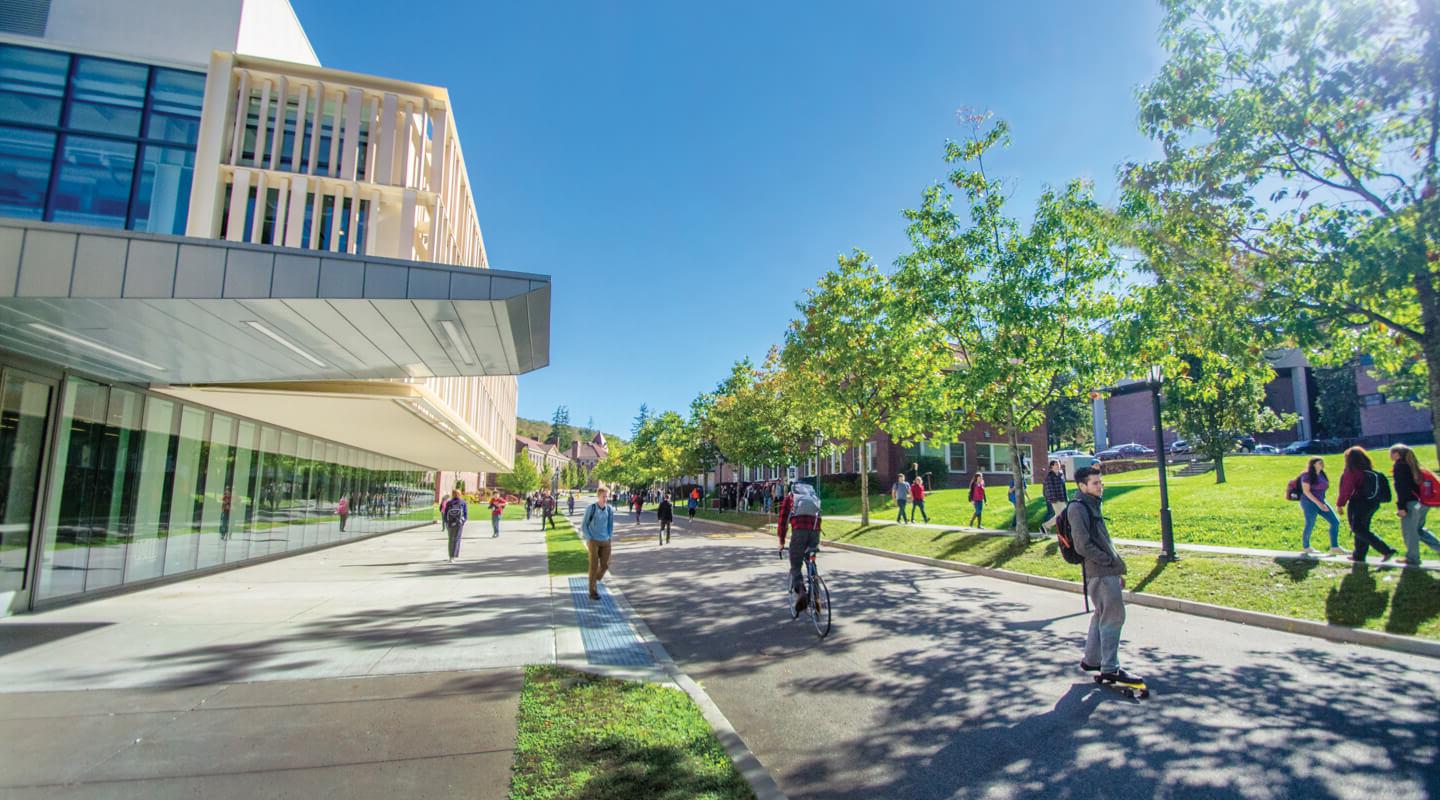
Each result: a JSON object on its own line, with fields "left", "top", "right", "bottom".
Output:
{"left": 1068, "top": 466, "right": 1140, "bottom": 685}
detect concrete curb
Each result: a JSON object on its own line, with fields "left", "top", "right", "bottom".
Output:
{"left": 821, "top": 539, "right": 1440, "bottom": 661}
{"left": 608, "top": 580, "right": 789, "bottom": 800}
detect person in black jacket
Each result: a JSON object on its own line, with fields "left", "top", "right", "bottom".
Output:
{"left": 656, "top": 492, "right": 674, "bottom": 545}
{"left": 1390, "top": 443, "right": 1440, "bottom": 567}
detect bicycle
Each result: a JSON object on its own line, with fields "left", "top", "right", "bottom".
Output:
{"left": 781, "top": 544, "right": 831, "bottom": 638}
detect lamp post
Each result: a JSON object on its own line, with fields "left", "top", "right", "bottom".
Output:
{"left": 1148, "top": 366, "right": 1178, "bottom": 561}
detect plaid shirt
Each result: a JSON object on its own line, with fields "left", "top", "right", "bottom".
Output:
{"left": 1042, "top": 470, "right": 1068, "bottom": 504}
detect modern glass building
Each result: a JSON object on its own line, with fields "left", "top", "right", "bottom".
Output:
{"left": 0, "top": 0, "right": 550, "bottom": 614}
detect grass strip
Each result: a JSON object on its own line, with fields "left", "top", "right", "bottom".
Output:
{"left": 825, "top": 520, "right": 1440, "bottom": 641}
{"left": 510, "top": 665, "right": 754, "bottom": 800}
{"left": 546, "top": 514, "right": 589, "bottom": 576}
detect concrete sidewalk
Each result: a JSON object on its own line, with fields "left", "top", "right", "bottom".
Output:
{"left": 0, "top": 518, "right": 551, "bottom": 799}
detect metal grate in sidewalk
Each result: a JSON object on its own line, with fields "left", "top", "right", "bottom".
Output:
{"left": 567, "top": 577, "right": 654, "bottom": 667}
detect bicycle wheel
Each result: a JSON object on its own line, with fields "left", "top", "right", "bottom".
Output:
{"left": 809, "top": 573, "right": 831, "bottom": 638}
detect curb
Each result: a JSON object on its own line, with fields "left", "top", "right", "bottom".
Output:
{"left": 607, "top": 581, "right": 789, "bottom": 800}
{"left": 821, "top": 539, "right": 1440, "bottom": 661}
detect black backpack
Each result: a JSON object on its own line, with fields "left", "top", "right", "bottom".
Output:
{"left": 1361, "top": 470, "right": 1392, "bottom": 504}
{"left": 1053, "top": 500, "right": 1087, "bottom": 565}
{"left": 445, "top": 501, "right": 465, "bottom": 526}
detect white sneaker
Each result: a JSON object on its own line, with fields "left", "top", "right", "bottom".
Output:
{"left": 1329, "top": 547, "right": 1349, "bottom": 556}
{"left": 1301, "top": 547, "right": 1319, "bottom": 557}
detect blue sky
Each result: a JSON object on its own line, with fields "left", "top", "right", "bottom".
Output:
{"left": 293, "top": 1, "right": 1167, "bottom": 436}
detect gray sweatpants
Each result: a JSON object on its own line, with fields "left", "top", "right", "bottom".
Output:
{"left": 1084, "top": 575, "right": 1126, "bottom": 673}
{"left": 788, "top": 528, "right": 821, "bottom": 594}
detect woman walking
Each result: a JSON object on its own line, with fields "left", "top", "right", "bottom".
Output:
{"left": 688, "top": 487, "right": 699, "bottom": 520}
{"left": 442, "top": 489, "right": 468, "bottom": 563}
{"left": 1336, "top": 446, "right": 1396, "bottom": 563}
{"left": 1298, "top": 457, "right": 1346, "bottom": 556}
{"left": 968, "top": 473, "right": 986, "bottom": 528}
{"left": 910, "top": 476, "right": 930, "bottom": 523}
{"left": 633, "top": 491, "right": 644, "bottom": 522}
{"left": 1390, "top": 443, "right": 1440, "bottom": 567}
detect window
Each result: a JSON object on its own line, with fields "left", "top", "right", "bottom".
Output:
{"left": 67, "top": 57, "right": 146, "bottom": 137}
{"left": 0, "top": 125, "right": 54, "bottom": 218}
{"left": 806, "top": 458, "right": 817, "bottom": 477}
{"left": 1361, "top": 393, "right": 1384, "bottom": 406}
{"left": 948, "top": 443, "right": 967, "bottom": 473}
{"left": 0, "top": 44, "right": 65, "bottom": 126}
{"left": 864, "top": 442, "right": 875, "bottom": 472}
{"left": 975, "top": 443, "right": 1032, "bottom": 474}
{"left": 829, "top": 449, "right": 843, "bottom": 473}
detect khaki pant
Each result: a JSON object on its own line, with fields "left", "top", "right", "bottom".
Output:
{"left": 587, "top": 539, "right": 612, "bottom": 594}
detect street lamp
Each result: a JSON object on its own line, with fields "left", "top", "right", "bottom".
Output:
{"left": 1148, "top": 366, "right": 1178, "bottom": 562}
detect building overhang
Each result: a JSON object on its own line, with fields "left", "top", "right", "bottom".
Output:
{"left": 155, "top": 381, "right": 510, "bottom": 472}
{"left": 0, "top": 221, "right": 550, "bottom": 384}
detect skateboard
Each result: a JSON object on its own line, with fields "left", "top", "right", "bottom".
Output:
{"left": 1093, "top": 673, "right": 1149, "bottom": 699}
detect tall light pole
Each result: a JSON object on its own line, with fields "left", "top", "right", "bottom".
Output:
{"left": 1148, "top": 366, "right": 1178, "bottom": 561}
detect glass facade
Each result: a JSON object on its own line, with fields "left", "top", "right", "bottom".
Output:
{"left": 36, "top": 375, "right": 436, "bottom": 603}
{"left": 0, "top": 43, "right": 203, "bottom": 234}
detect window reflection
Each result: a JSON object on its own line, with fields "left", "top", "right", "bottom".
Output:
{"left": 51, "top": 135, "right": 136, "bottom": 228}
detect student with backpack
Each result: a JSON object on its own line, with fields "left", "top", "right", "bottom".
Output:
{"left": 581, "top": 488, "right": 616, "bottom": 600}
{"left": 1390, "top": 443, "right": 1440, "bottom": 567}
{"left": 656, "top": 492, "right": 674, "bottom": 545}
{"left": 967, "top": 473, "right": 986, "bottom": 528}
{"left": 487, "top": 493, "right": 506, "bottom": 538}
{"left": 1066, "top": 466, "right": 1140, "bottom": 685}
{"left": 441, "top": 489, "right": 468, "bottom": 562}
{"left": 1297, "top": 457, "right": 1346, "bottom": 556}
{"left": 1336, "top": 446, "right": 1396, "bottom": 563}
{"left": 688, "top": 487, "right": 700, "bottom": 520}
{"left": 777, "top": 481, "right": 823, "bottom": 613}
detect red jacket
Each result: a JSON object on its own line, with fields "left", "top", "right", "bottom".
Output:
{"left": 910, "top": 482, "right": 925, "bottom": 501}
{"left": 969, "top": 483, "right": 986, "bottom": 502}
{"left": 777, "top": 492, "right": 821, "bottom": 547}
{"left": 1336, "top": 467, "right": 1365, "bottom": 508}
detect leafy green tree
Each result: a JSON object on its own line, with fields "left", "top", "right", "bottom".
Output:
{"left": 1313, "top": 365, "right": 1362, "bottom": 439}
{"left": 699, "top": 352, "right": 824, "bottom": 494}
{"left": 497, "top": 451, "right": 541, "bottom": 496}
{"left": 1117, "top": 189, "right": 1296, "bottom": 483}
{"left": 898, "top": 113, "right": 1124, "bottom": 537}
{"left": 783, "top": 252, "right": 956, "bottom": 525}
{"left": 1133, "top": 0, "right": 1440, "bottom": 456}
{"left": 538, "top": 462, "right": 554, "bottom": 494}
{"left": 631, "top": 404, "right": 651, "bottom": 439}
{"left": 1045, "top": 389, "right": 1093, "bottom": 452}
{"left": 548, "top": 406, "right": 573, "bottom": 450}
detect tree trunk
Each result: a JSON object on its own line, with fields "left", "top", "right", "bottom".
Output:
{"left": 1417, "top": 269, "right": 1440, "bottom": 469}
{"left": 1214, "top": 452, "right": 1227, "bottom": 484}
{"left": 1009, "top": 427, "right": 1029, "bottom": 541}
{"left": 859, "top": 441, "right": 871, "bottom": 527}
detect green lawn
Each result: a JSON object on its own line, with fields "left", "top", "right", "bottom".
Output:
{"left": 819, "top": 446, "right": 1436, "bottom": 552}
{"left": 510, "top": 665, "right": 753, "bottom": 800}
{"left": 546, "top": 515, "right": 590, "bottom": 576}
{"left": 824, "top": 519, "right": 1440, "bottom": 640}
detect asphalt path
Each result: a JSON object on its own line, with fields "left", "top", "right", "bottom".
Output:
{"left": 607, "top": 516, "right": 1440, "bottom": 800}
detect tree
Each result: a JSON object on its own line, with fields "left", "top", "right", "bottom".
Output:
{"left": 698, "top": 352, "right": 824, "bottom": 494}
{"left": 1313, "top": 364, "right": 1362, "bottom": 439}
{"left": 1045, "top": 390, "right": 1093, "bottom": 452}
{"left": 1133, "top": 0, "right": 1440, "bottom": 461}
{"left": 497, "top": 451, "right": 540, "bottom": 496}
{"left": 1117, "top": 188, "right": 1296, "bottom": 483}
{"left": 584, "top": 416, "right": 596, "bottom": 439}
{"left": 783, "top": 252, "right": 956, "bottom": 526}
{"left": 548, "top": 405, "right": 573, "bottom": 450}
{"left": 593, "top": 439, "right": 635, "bottom": 490}
{"left": 898, "top": 113, "right": 1125, "bottom": 538}
{"left": 538, "top": 462, "right": 554, "bottom": 494}
{"left": 631, "top": 404, "right": 650, "bottom": 438}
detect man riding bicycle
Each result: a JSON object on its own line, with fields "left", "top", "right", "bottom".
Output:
{"left": 777, "top": 480, "right": 823, "bottom": 613}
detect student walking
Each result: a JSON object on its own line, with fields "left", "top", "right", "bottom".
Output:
{"left": 909, "top": 476, "right": 930, "bottom": 523}
{"left": 968, "top": 474, "right": 986, "bottom": 528}
{"left": 581, "top": 488, "right": 616, "bottom": 600}
{"left": 1069, "top": 466, "right": 1139, "bottom": 684}
{"left": 1336, "top": 446, "right": 1396, "bottom": 563}
{"left": 657, "top": 492, "right": 674, "bottom": 545}
{"left": 1041, "top": 460, "right": 1068, "bottom": 534}
{"left": 336, "top": 495, "right": 348, "bottom": 532}
{"left": 441, "top": 489, "right": 468, "bottom": 562}
{"left": 687, "top": 487, "right": 699, "bottom": 520}
{"left": 633, "top": 492, "right": 644, "bottom": 522}
{"left": 542, "top": 493, "right": 557, "bottom": 530}
{"left": 487, "top": 493, "right": 506, "bottom": 538}
{"left": 892, "top": 474, "right": 911, "bottom": 524}
{"left": 220, "top": 487, "right": 233, "bottom": 540}
{"left": 524, "top": 494, "right": 534, "bottom": 520}
{"left": 1298, "top": 457, "right": 1346, "bottom": 556}
{"left": 567, "top": 492, "right": 575, "bottom": 516}
{"left": 1390, "top": 443, "right": 1440, "bottom": 567}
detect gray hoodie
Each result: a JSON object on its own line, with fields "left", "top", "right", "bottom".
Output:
{"left": 1067, "top": 493, "right": 1126, "bottom": 578}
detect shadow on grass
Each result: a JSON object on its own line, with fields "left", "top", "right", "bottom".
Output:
{"left": 1130, "top": 557, "right": 1170, "bottom": 594}
{"left": 1325, "top": 563, "right": 1389, "bottom": 628}
{"left": 1275, "top": 557, "right": 1323, "bottom": 582}
{"left": 1387, "top": 567, "right": 1440, "bottom": 636}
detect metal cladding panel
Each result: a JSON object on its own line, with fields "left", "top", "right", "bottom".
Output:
{"left": 0, "top": 221, "right": 552, "bottom": 383}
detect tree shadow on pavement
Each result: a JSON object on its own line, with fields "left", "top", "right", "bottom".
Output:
{"left": 616, "top": 536, "right": 1440, "bottom": 800}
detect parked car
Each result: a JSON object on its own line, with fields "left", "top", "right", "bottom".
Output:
{"left": 1235, "top": 435, "right": 1256, "bottom": 452}
{"left": 1252, "top": 444, "right": 1280, "bottom": 455}
{"left": 1097, "top": 442, "right": 1155, "bottom": 461}
{"left": 1048, "top": 449, "right": 1090, "bottom": 460}
{"left": 1281, "top": 438, "right": 1344, "bottom": 455}
{"left": 1168, "top": 439, "right": 1192, "bottom": 455}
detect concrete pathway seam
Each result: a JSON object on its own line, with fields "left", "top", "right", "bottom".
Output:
{"left": 606, "top": 580, "right": 790, "bottom": 800}
{"left": 822, "top": 538, "right": 1440, "bottom": 660}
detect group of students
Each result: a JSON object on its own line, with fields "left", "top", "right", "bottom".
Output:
{"left": 889, "top": 474, "right": 932, "bottom": 523}
{"left": 1293, "top": 442, "right": 1440, "bottom": 566}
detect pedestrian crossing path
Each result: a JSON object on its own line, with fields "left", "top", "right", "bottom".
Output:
{"left": 567, "top": 576, "right": 654, "bottom": 667}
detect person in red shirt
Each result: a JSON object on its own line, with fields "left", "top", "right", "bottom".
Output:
{"left": 1336, "top": 446, "right": 1396, "bottom": 563}
{"left": 968, "top": 474, "right": 986, "bottom": 528}
{"left": 909, "top": 476, "right": 930, "bottom": 523}
{"left": 777, "top": 482, "right": 823, "bottom": 613}
{"left": 487, "top": 494, "right": 506, "bottom": 538}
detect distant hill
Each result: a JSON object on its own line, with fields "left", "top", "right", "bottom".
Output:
{"left": 515, "top": 416, "right": 624, "bottom": 448}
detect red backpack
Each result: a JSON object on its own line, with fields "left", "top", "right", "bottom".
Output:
{"left": 1419, "top": 469, "right": 1440, "bottom": 507}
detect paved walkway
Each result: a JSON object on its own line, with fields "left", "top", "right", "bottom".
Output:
{"left": 605, "top": 519, "right": 1440, "bottom": 800}
{"left": 0, "top": 517, "right": 553, "bottom": 799}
